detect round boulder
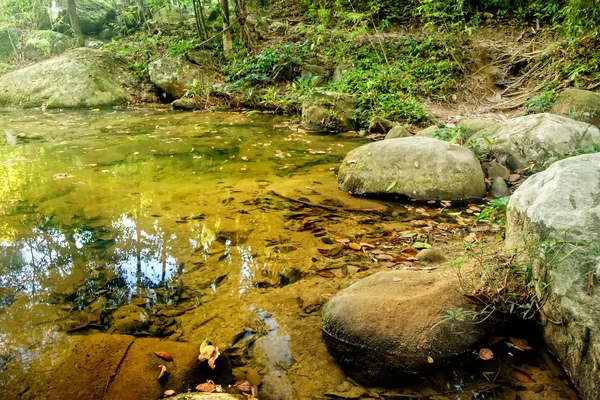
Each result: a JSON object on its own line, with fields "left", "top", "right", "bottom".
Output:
{"left": 148, "top": 57, "right": 206, "bottom": 99}
{"left": 322, "top": 270, "right": 494, "bottom": 385}
{"left": 551, "top": 88, "right": 600, "bottom": 128}
{"left": 506, "top": 153, "right": 600, "bottom": 400}
{"left": 337, "top": 137, "right": 486, "bottom": 200}
{"left": 468, "top": 113, "right": 600, "bottom": 170}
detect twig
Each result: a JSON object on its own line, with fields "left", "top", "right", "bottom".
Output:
{"left": 105, "top": 338, "right": 135, "bottom": 393}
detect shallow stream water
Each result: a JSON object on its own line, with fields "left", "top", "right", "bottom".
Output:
{"left": 0, "top": 109, "right": 578, "bottom": 399}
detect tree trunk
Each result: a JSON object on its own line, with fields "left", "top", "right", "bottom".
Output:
{"left": 220, "top": 0, "right": 233, "bottom": 59}
{"left": 236, "top": 0, "right": 253, "bottom": 52}
{"left": 192, "top": 0, "right": 208, "bottom": 40}
{"left": 67, "top": 0, "right": 85, "bottom": 47}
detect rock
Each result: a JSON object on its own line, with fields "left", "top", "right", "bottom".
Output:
{"left": 506, "top": 153, "right": 600, "bottom": 400}
{"left": 46, "top": 334, "right": 232, "bottom": 400}
{"left": 56, "top": 0, "right": 116, "bottom": 34}
{"left": 0, "top": 48, "right": 130, "bottom": 108}
{"left": 416, "top": 249, "right": 447, "bottom": 263}
{"left": 415, "top": 125, "right": 439, "bottom": 137}
{"left": 23, "top": 30, "right": 72, "bottom": 61}
{"left": 98, "top": 27, "right": 112, "bottom": 40}
{"left": 148, "top": 57, "right": 207, "bottom": 98}
{"left": 457, "top": 118, "right": 496, "bottom": 138}
{"left": 551, "top": 88, "right": 600, "bottom": 128}
{"left": 188, "top": 49, "right": 213, "bottom": 66}
{"left": 490, "top": 177, "right": 510, "bottom": 198}
{"left": 385, "top": 125, "right": 410, "bottom": 139}
{"left": 153, "top": 6, "right": 191, "bottom": 24}
{"left": 169, "top": 394, "right": 245, "bottom": 400}
{"left": 172, "top": 97, "right": 200, "bottom": 110}
{"left": 331, "top": 65, "right": 348, "bottom": 84}
{"left": 0, "top": 27, "right": 21, "bottom": 62}
{"left": 484, "top": 161, "right": 510, "bottom": 180}
{"left": 368, "top": 116, "right": 396, "bottom": 134}
{"left": 468, "top": 113, "right": 600, "bottom": 170}
{"left": 338, "top": 137, "right": 486, "bottom": 201}
{"left": 109, "top": 304, "right": 150, "bottom": 334}
{"left": 301, "top": 64, "right": 329, "bottom": 85}
{"left": 322, "top": 270, "right": 494, "bottom": 384}
{"left": 301, "top": 91, "right": 355, "bottom": 132}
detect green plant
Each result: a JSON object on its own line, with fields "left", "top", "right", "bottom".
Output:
{"left": 433, "top": 126, "right": 467, "bottom": 144}
{"left": 523, "top": 90, "right": 557, "bottom": 115}
{"left": 432, "top": 308, "right": 478, "bottom": 330}
{"left": 475, "top": 196, "right": 510, "bottom": 235}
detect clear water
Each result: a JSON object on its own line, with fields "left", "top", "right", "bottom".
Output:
{"left": 0, "top": 109, "right": 578, "bottom": 399}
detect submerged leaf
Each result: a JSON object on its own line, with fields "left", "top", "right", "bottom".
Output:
{"left": 198, "top": 344, "right": 221, "bottom": 369}
{"left": 478, "top": 348, "right": 494, "bottom": 360}
{"left": 164, "top": 389, "right": 176, "bottom": 397}
{"left": 196, "top": 381, "right": 216, "bottom": 392}
{"left": 510, "top": 368, "right": 536, "bottom": 383}
{"left": 155, "top": 351, "right": 173, "bottom": 361}
{"left": 348, "top": 242, "right": 362, "bottom": 251}
{"left": 157, "top": 364, "right": 168, "bottom": 380}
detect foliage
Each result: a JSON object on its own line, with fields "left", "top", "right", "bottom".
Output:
{"left": 523, "top": 90, "right": 557, "bottom": 115}
{"left": 433, "top": 126, "right": 467, "bottom": 144}
{"left": 475, "top": 196, "right": 510, "bottom": 234}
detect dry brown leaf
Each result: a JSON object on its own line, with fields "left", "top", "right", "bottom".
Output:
{"left": 196, "top": 381, "right": 217, "bottom": 392}
{"left": 157, "top": 364, "right": 168, "bottom": 380}
{"left": 234, "top": 380, "right": 252, "bottom": 393}
{"left": 510, "top": 368, "right": 536, "bottom": 383}
{"left": 155, "top": 351, "right": 173, "bottom": 361}
{"left": 198, "top": 345, "right": 221, "bottom": 369}
{"left": 359, "top": 242, "right": 375, "bottom": 249}
{"left": 164, "top": 389, "right": 176, "bottom": 397}
{"left": 489, "top": 336, "right": 506, "bottom": 345}
{"left": 335, "top": 238, "right": 350, "bottom": 244}
{"left": 506, "top": 337, "right": 532, "bottom": 351}
{"left": 478, "top": 348, "right": 494, "bottom": 360}
{"left": 321, "top": 293, "right": 333, "bottom": 299}
{"left": 401, "top": 247, "right": 419, "bottom": 256}
{"left": 318, "top": 270, "right": 335, "bottom": 279}
{"left": 348, "top": 242, "right": 362, "bottom": 251}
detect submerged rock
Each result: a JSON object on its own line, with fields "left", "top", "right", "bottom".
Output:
{"left": 551, "top": 88, "right": 600, "bottom": 128}
{"left": 148, "top": 57, "right": 207, "bottom": 98}
{"left": 322, "top": 270, "right": 494, "bottom": 384}
{"left": 337, "top": 137, "right": 486, "bottom": 201}
{"left": 506, "top": 153, "right": 600, "bottom": 400}
{"left": 468, "top": 113, "right": 600, "bottom": 170}
{"left": 301, "top": 91, "right": 355, "bottom": 132}
{"left": 23, "top": 30, "right": 72, "bottom": 61}
{"left": 0, "top": 47, "right": 130, "bottom": 108}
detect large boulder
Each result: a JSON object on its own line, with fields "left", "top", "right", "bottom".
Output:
{"left": 337, "top": 137, "right": 486, "bottom": 201}
{"left": 322, "top": 270, "right": 494, "bottom": 384}
{"left": 23, "top": 30, "right": 73, "bottom": 61}
{"left": 301, "top": 91, "right": 355, "bottom": 132}
{"left": 551, "top": 88, "right": 600, "bottom": 128}
{"left": 74, "top": 0, "right": 117, "bottom": 34}
{"left": 506, "top": 153, "right": 600, "bottom": 400}
{"left": 0, "top": 47, "right": 130, "bottom": 108}
{"left": 0, "top": 27, "right": 21, "bottom": 62}
{"left": 468, "top": 113, "right": 600, "bottom": 170}
{"left": 148, "top": 57, "right": 206, "bottom": 99}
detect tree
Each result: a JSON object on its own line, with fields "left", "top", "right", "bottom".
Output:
{"left": 192, "top": 0, "right": 208, "bottom": 40}
{"left": 67, "top": 0, "right": 85, "bottom": 47}
{"left": 220, "top": 0, "right": 233, "bottom": 59}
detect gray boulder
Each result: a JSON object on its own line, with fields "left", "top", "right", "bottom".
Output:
{"left": 415, "top": 125, "right": 439, "bottom": 137}
{"left": 0, "top": 27, "right": 21, "bottom": 62}
{"left": 23, "top": 30, "right": 73, "bottom": 61}
{"left": 368, "top": 116, "right": 396, "bottom": 134}
{"left": 490, "top": 177, "right": 510, "bottom": 198}
{"left": 457, "top": 118, "right": 496, "bottom": 138}
{"left": 506, "top": 153, "right": 600, "bottom": 400}
{"left": 468, "top": 113, "right": 600, "bottom": 170}
{"left": 301, "top": 91, "right": 355, "bottom": 132}
{"left": 338, "top": 137, "right": 486, "bottom": 201}
{"left": 76, "top": 0, "right": 116, "bottom": 34}
{"left": 148, "top": 57, "right": 206, "bottom": 98}
{"left": 384, "top": 125, "right": 410, "bottom": 139}
{"left": 322, "top": 270, "right": 494, "bottom": 384}
{"left": 0, "top": 47, "right": 130, "bottom": 108}
{"left": 551, "top": 88, "right": 600, "bottom": 128}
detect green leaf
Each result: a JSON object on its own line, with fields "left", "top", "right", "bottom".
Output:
{"left": 413, "top": 241, "right": 432, "bottom": 249}
{"left": 386, "top": 181, "right": 397, "bottom": 192}
{"left": 199, "top": 338, "right": 209, "bottom": 353}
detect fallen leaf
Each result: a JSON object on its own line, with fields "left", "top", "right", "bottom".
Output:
{"left": 198, "top": 344, "right": 220, "bottom": 369}
{"left": 506, "top": 337, "right": 532, "bottom": 351}
{"left": 427, "top": 356, "right": 434, "bottom": 364}
{"left": 348, "top": 242, "right": 362, "bottom": 251}
{"left": 196, "top": 381, "right": 217, "bottom": 392}
{"left": 335, "top": 238, "right": 350, "bottom": 244}
{"left": 478, "top": 348, "right": 494, "bottom": 360}
{"left": 510, "top": 368, "right": 536, "bottom": 383}
{"left": 155, "top": 351, "right": 173, "bottom": 361}
{"left": 392, "top": 277, "right": 403, "bottom": 282}
{"left": 401, "top": 247, "right": 419, "bottom": 256}
{"left": 164, "top": 389, "right": 176, "bottom": 397}
{"left": 359, "top": 242, "right": 375, "bottom": 249}
{"left": 321, "top": 293, "right": 333, "bottom": 299}
{"left": 234, "top": 380, "right": 253, "bottom": 392}
{"left": 318, "top": 270, "right": 335, "bottom": 279}
{"left": 157, "top": 364, "right": 168, "bottom": 380}
{"left": 414, "top": 160, "right": 419, "bottom": 168}
{"left": 386, "top": 181, "right": 397, "bottom": 192}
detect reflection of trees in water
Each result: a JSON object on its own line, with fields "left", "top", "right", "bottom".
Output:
{"left": 0, "top": 214, "right": 181, "bottom": 309}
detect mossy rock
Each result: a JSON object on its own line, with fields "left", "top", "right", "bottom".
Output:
{"left": 551, "top": 88, "right": 600, "bottom": 128}
{"left": 0, "top": 47, "right": 131, "bottom": 108}
{"left": 56, "top": 0, "right": 116, "bottom": 34}
{"left": 24, "top": 30, "right": 73, "bottom": 61}
{"left": 0, "top": 26, "right": 21, "bottom": 62}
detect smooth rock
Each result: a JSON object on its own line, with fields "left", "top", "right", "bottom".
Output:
{"left": 0, "top": 48, "right": 130, "bottom": 108}
{"left": 468, "top": 113, "right": 600, "bottom": 170}
{"left": 322, "top": 270, "right": 495, "bottom": 384}
{"left": 551, "top": 88, "right": 600, "bottom": 128}
{"left": 368, "top": 116, "right": 396, "bottom": 134}
{"left": 301, "top": 91, "right": 355, "bottom": 132}
{"left": 457, "top": 118, "right": 496, "bottom": 138}
{"left": 490, "top": 177, "right": 511, "bottom": 198}
{"left": 172, "top": 97, "right": 199, "bottom": 110}
{"left": 415, "top": 125, "right": 439, "bottom": 137}
{"left": 338, "top": 137, "right": 486, "bottom": 201}
{"left": 384, "top": 125, "right": 410, "bottom": 139}
{"left": 506, "top": 153, "right": 600, "bottom": 400}
{"left": 484, "top": 161, "right": 511, "bottom": 179}
{"left": 56, "top": 0, "right": 116, "bottom": 34}
{"left": 109, "top": 304, "right": 150, "bottom": 334}
{"left": 416, "top": 249, "right": 447, "bottom": 264}
{"left": 149, "top": 57, "right": 207, "bottom": 98}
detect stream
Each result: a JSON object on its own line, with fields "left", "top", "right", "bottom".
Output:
{"left": 0, "top": 109, "right": 578, "bottom": 399}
